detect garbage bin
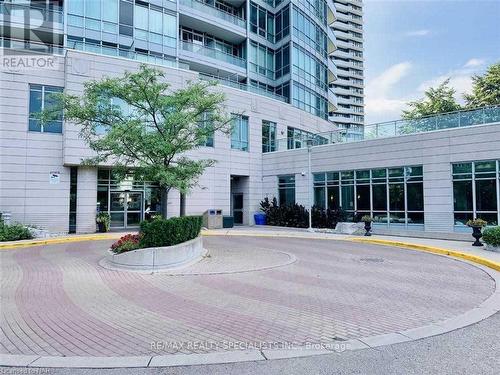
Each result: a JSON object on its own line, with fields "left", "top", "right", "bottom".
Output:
{"left": 223, "top": 216, "right": 234, "bottom": 228}
{"left": 202, "top": 209, "right": 223, "bottom": 229}
{"left": 254, "top": 212, "right": 267, "bottom": 225}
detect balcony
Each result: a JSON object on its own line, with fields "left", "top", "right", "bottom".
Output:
{"left": 328, "top": 88, "right": 338, "bottom": 112}
{"left": 179, "top": 0, "right": 246, "bottom": 43}
{"left": 0, "top": 3, "right": 63, "bottom": 46}
{"left": 179, "top": 41, "right": 247, "bottom": 76}
{"left": 199, "top": 74, "right": 287, "bottom": 103}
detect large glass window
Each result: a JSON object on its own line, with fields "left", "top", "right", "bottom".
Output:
{"left": 292, "top": 6, "right": 327, "bottom": 58}
{"left": 453, "top": 161, "right": 499, "bottom": 226}
{"left": 313, "top": 165, "right": 424, "bottom": 227}
{"left": 28, "top": 84, "right": 63, "bottom": 133}
{"left": 231, "top": 115, "right": 249, "bottom": 151}
{"left": 287, "top": 126, "right": 327, "bottom": 150}
{"left": 278, "top": 175, "right": 295, "bottom": 206}
{"left": 262, "top": 120, "right": 276, "bottom": 153}
{"left": 198, "top": 111, "right": 214, "bottom": 147}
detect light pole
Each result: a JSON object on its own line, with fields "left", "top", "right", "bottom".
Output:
{"left": 306, "top": 138, "right": 314, "bottom": 232}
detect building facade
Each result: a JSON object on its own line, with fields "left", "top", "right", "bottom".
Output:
{"left": 1, "top": 0, "right": 342, "bottom": 120}
{"left": 330, "top": 0, "right": 364, "bottom": 139}
{"left": 2, "top": 1, "right": 500, "bottom": 239}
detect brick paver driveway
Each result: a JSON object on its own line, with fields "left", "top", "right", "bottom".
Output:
{"left": 0, "top": 236, "right": 494, "bottom": 357}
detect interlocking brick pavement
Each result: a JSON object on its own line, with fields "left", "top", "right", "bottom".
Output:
{"left": 0, "top": 235, "right": 494, "bottom": 356}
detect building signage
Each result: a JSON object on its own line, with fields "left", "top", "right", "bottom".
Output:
{"left": 50, "top": 171, "right": 60, "bottom": 184}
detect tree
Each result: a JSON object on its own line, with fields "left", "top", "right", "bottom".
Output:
{"left": 44, "top": 65, "right": 232, "bottom": 217}
{"left": 402, "top": 78, "right": 461, "bottom": 120}
{"left": 464, "top": 62, "right": 500, "bottom": 108}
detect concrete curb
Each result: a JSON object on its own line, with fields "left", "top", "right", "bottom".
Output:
{"left": 2, "top": 232, "right": 500, "bottom": 369}
{"left": 0, "top": 233, "right": 123, "bottom": 250}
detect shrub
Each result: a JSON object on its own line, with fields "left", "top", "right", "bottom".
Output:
{"left": 483, "top": 226, "right": 500, "bottom": 247}
{"left": 466, "top": 218, "right": 487, "bottom": 227}
{"left": 139, "top": 215, "right": 202, "bottom": 248}
{"left": 111, "top": 234, "right": 142, "bottom": 254}
{"left": 96, "top": 212, "right": 110, "bottom": 232}
{"left": 361, "top": 215, "right": 373, "bottom": 222}
{"left": 0, "top": 223, "right": 33, "bottom": 242}
{"left": 260, "top": 197, "right": 346, "bottom": 229}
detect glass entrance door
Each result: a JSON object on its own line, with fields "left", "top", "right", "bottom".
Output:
{"left": 109, "top": 191, "right": 143, "bottom": 228}
{"left": 232, "top": 193, "right": 244, "bottom": 225}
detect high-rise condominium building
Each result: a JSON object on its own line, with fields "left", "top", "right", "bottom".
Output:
{"left": 330, "top": 0, "right": 364, "bottom": 138}
{"left": 2, "top": 0, "right": 340, "bottom": 121}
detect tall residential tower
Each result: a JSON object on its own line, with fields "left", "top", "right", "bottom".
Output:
{"left": 330, "top": 0, "right": 364, "bottom": 138}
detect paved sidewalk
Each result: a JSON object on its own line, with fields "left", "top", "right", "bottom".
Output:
{"left": 205, "top": 226, "right": 500, "bottom": 264}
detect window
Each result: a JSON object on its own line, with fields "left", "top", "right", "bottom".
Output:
{"left": 292, "top": 7, "right": 327, "bottom": 58}
{"left": 287, "top": 126, "right": 327, "bottom": 150}
{"left": 231, "top": 115, "right": 249, "bottom": 151}
{"left": 29, "top": 84, "right": 63, "bottom": 133}
{"left": 69, "top": 167, "right": 78, "bottom": 233}
{"left": 198, "top": 112, "right": 214, "bottom": 147}
{"left": 452, "top": 161, "right": 499, "bottom": 226}
{"left": 262, "top": 120, "right": 276, "bottom": 153}
{"left": 313, "top": 166, "right": 424, "bottom": 226}
{"left": 292, "top": 44, "right": 328, "bottom": 92}
{"left": 278, "top": 175, "right": 295, "bottom": 206}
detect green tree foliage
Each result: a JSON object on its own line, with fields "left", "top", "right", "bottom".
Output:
{"left": 43, "top": 65, "right": 232, "bottom": 216}
{"left": 464, "top": 62, "right": 500, "bottom": 107}
{"left": 402, "top": 78, "right": 461, "bottom": 120}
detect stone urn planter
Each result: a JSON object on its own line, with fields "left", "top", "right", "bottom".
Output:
{"left": 361, "top": 215, "right": 373, "bottom": 237}
{"left": 471, "top": 226, "right": 484, "bottom": 247}
{"left": 101, "top": 236, "right": 206, "bottom": 272}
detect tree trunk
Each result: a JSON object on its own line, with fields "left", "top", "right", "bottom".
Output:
{"left": 180, "top": 193, "right": 186, "bottom": 217}
{"left": 161, "top": 188, "right": 169, "bottom": 218}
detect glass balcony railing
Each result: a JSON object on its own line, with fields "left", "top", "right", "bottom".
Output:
{"left": 272, "top": 105, "right": 500, "bottom": 152}
{"left": 199, "top": 74, "right": 288, "bottom": 103}
{"left": 179, "top": 41, "right": 246, "bottom": 68}
{"left": 180, "top": 0, "right": 246, "bottom": 28}
{"left": 361, "top": 105, "right": 500, "bottom": 140}
{"left": 66, "top": 40, "right": 180, "bottom": 69}
{"left": 0, "top": 3, "right": 63, "bottom": 25}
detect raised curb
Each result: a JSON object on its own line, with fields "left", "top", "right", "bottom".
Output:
{"left": 0, "top": 234, "right": 123, "bottom": 250}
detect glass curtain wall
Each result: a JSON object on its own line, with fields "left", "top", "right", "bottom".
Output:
{"left": 453, "top": 160, "right": 500, "bottom": 227}
{"left": 313, "top": 166, "right": 424, "bottom": 227}
{"left": 97, "top": 169, "right": 162, "bottom": 228}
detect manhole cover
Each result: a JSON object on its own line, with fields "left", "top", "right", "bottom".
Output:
{"left": 359, "top": 257, "right": 384, "bottom": 263}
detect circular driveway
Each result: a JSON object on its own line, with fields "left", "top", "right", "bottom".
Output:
{"left": 0, "top": 235, "right": 495, "bottom": 358}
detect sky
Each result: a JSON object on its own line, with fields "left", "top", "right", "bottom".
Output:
{"left": 363, "top": 0, "right": 500, "bottom": 124}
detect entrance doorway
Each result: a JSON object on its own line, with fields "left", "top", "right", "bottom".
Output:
{"left": 232, "top": 193, "right": 244, "bottom": 225}
{"left": 109, "top": 191, "right": 143, "bottom": 228}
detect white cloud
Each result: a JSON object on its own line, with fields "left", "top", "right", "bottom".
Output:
{"left": 464, "top": 58, "right": 485, "bottom": 68}
{"left": 417, "top": 58, "right": 486, "bottom": 103}
{"left": 364, "top": 58, "right": 488, "bottom": 123}
{"left": 365, "top": 62, "right": 412, "bottom": 121}
{"left": 405, "top": 29, "right": 431, "bottom": 37}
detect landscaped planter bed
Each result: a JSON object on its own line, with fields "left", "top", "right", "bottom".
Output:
{"left": 102, "top": 236, "right": 206, "bottom": 271}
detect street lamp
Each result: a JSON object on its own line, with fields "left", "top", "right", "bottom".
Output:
{"left": 306, "top": 138, "right": 314, "bottom": 232}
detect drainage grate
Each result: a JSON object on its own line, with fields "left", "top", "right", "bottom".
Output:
{"left": 359, "top": 257, "right": 384, "bottom": 263}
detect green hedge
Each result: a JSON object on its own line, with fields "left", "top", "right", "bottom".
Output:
{"left": 139, "top": 215, "right": 202, "bottom": 248}
{"left": 482, "top": 226, "right": 500, "bottom": 247}
{"left": 0, "top": 223, "right": 33, "bottom": 242}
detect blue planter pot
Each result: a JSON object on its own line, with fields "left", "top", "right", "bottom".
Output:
{"left": 254, "top": 213, "right": 267, "bottom": 225}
